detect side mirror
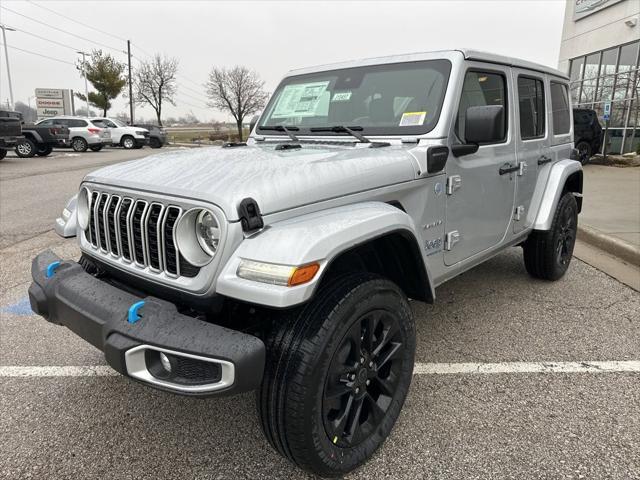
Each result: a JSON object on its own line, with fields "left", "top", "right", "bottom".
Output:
{"left": 465, "top": 105, "right": 504, "bottom": 144}
{"left": 249, "top": 114, "right": 260, "bottom": 134}
{"left": 452, "top": 105, "right": 504, "bottom": 158}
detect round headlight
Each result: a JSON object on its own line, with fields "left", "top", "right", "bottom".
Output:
{"left": 196, "top": 210, "right": 220, "bottom": 256}
{"left": 175, "top": 208, "right": 222, "bottom": 267}
{"left": 77, "top": 187, "right": 90, "bottom": 230}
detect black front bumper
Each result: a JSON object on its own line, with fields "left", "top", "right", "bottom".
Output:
{"left": 29, "top": 250, "right": 265, "bottom": 397}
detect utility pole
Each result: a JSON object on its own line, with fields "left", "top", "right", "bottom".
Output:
{"left": 77, "top": 51, "right": 89, "bottom": 117}
{"left": 127, "top": 40, "right": 134, "bottom": 124}
{"left": 0, "top": 25, "right": 16, "bottom": 109}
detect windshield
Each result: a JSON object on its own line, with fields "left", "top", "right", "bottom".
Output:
{"left": 258, "top": 59, "right": 451, "bottom": 136}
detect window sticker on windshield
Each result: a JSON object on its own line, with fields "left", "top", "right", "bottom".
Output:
{"left": 399, "top": 111, "right": 427, "bottom": 126}
{"left": 332, "top": 91, "right": 352, "bottom": 102}
{"left": 272, "top": 81, "right": 330, "bottom": 118}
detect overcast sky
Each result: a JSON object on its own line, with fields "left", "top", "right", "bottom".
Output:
{"left": 0, "top": 0, "right": 567, "bottom": 122}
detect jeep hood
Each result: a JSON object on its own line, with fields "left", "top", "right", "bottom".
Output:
{"left": 84, "top": 144, "right": 417, "bottom": 221}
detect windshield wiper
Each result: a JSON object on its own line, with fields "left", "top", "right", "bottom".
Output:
{"left": 259, "top": 125, "right": 300, "bottom": 142}
{"left": 309, "top": 125, "right": 390, "bottom": 148}
{"left": 309, "top": 125, "right": 370, "bottom": 143}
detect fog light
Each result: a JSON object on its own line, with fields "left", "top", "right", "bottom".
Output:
{"left": 159, "top": 353, "right": 172, "bottom": 372}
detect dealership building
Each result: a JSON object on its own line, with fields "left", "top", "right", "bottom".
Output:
{"left": 559, "top": 0, "right": 640, "bottom": 154}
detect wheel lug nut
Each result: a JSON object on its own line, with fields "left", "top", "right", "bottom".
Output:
{"left": 368, "top": 361, "right": 373, "bottom": 368}
{"left": 360, "top": 357, "right": 365, "bottom": 364}
{"left": 355, "top": 387, "right": 360, "bottom": 394}
{"left": 366, "top": 380, "right": 370, "bottom": 386}
{"left": 349, "top": 374, "right": 356, "bottom": 381}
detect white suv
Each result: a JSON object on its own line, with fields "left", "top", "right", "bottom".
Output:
{"left": 37, "top": 117, "right": 111, "bottom": 152}
{"left": 89, "top": 118, "right": 149, "bottom": 149}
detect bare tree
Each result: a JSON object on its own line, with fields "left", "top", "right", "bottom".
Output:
{"left": 134, "top": 54, "right": 178, "bottom": 126}
{"left": 206, "top": 66, "right": 268, "bottom": 141}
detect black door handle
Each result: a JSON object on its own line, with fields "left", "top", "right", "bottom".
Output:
{"left": 499, "top": 163, "right": 519, "bottom": 175}
{"left": 538, "top": 156, "right": 552, "bottom": 165}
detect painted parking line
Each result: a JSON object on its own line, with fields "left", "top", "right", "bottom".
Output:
{"left": 1, "top": 361, "right": 639, "bottom": 378}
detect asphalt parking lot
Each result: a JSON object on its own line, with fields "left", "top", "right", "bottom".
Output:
{"left": 1, "top": 148, "right": 639, "bottom": 479}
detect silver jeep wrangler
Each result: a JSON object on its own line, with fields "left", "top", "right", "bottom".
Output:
{"left": 30, "top": 49, "right": 582, "bottom": 476}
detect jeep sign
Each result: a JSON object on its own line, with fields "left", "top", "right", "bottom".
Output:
{"left": 573, "top": 0, "right": 625, "bottom": 21}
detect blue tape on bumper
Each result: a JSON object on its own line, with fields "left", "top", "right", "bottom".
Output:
{"left": 46, "top": 261, "right": 61, "bottom": 278}
{"left": 127, "top": 301, "right": 145, "bottom": 324}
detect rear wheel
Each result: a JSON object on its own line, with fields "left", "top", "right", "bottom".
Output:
{"left": 71, "top": 137, "right": 88, "bottom": 152}
{"left": 36, "top": 145, "right": 53, "bottom": 156}
{"left": 523, "top": 192, "right": 578, "bottom": 281}
{"left": 15, "top": 138, "right": 36, "bottom": 158}
{"left": 89, "top": 145, "right": 103, "bottom": 152}
{"left": 257, "top": 273, "right": 415, "bottom": 477}
{"left": 575, "top": 141, "right": 592, "bottom": 165}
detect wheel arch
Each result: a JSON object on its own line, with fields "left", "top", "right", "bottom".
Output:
{"left": 216, "top": 202, "right": 435, "bottom": 308}
{"left": 22, "top": 131, "right": 43, "bottom": 143}
{"left": 532, "top": 159, "right": 583, "bottom": 231}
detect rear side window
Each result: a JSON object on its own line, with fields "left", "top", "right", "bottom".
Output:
{"left": 517, "top": 76, "right": 545, "bottom": 139}
{"left": 70, "top": 119, "right": 87, "bottom": 128}
{"left": 550, "top": 82, "right": 570, "bottom": 135}
{"left": 456, "top": 71, "right": 507, "bottom": 143}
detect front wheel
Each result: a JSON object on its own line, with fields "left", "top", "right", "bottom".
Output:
{"left": 523, "top": 192, "right": 578, "bottom": 280}
{"left": 257, "top": 273, "right": 415, "bottom": 477}
{"left": 15, "top": 138, "right": 36, "bottom": 158}
{"left": 121, "top": 136, "right": 135, "bottom": 149}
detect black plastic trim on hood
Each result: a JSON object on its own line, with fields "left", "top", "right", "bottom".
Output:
{"left": 238, "top": 198, "right": 264, "bottom": 233}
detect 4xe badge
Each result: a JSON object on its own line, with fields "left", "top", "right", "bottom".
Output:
{"left": 425, "top": 237, "right": 442, "bottom": 254}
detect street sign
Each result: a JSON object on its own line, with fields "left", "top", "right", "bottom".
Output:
{"left": 603, "top": 102, "right": 611, "bottom": 121}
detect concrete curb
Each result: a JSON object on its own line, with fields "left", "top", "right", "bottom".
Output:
{"left": 577, "top": 224, "right": 640, "bottom": 267}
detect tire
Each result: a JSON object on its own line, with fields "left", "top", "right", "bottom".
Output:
{"left": 523, "top": 192, "right": 578, "bottom": 281}
{"left": 89, "top": 145, "right": 103, "bottom": 152}
{"left": 257, "top": 273, "right": 415, "bottom": 477}
{"left": 575, "top": 141, "right": 592, "bottom": 165}
{"left": 121, "top": 136, "right": 135, "bottom": 149}
{"left": 71, "top": 137, "right": 88, "bottom": 152}
{"left": 36, "top": 145, "right": 53, "bottom": 157}
{"left": 149, "top": 137, "right": 162, "bottom": 148}
{"left": 15, "top": 138, "right": 36, "bottom": 158}
{"left": 0, "top": 149, "right": 7, "bottom": 160}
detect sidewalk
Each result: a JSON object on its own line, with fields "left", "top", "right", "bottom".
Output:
{"left": 580, "top": 164, "right": 640, "bottom": 248}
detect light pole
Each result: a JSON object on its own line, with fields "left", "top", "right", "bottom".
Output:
{"left": 0, "top": 24, "right": 16, "bottom": 109}
{"left": 77, "top": 51, "right": 89, "bottom": 117}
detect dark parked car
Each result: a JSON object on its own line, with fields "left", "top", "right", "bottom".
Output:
{"left": 0, "top": 110, "right": 23, "bottom": 161}
{"left": 133, "top": 124, "right": 167, "bottom": 148}
{"left": 16, "top": 119, "right": 70, "bottom": 158}
{"left": 573, "top": 108, "right": 603, "bottom": 165}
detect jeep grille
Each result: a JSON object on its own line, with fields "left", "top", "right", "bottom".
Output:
{"left": 86, "top": 190, "right": 199, "bottom": 278}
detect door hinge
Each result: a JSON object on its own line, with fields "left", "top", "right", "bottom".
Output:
{"left": 518, "top": 161, "right": 527, "bottom": 176}
{"left": 514, "top": 205, "right": 525, "bottom": 221}
{"left": 446, "top": 175, "right": 462, "bottom": 195}
{"left": 445, "top": 230, "right": 460, "bottom": 251}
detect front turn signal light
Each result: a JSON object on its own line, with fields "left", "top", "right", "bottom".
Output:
{"left": 288, "top": 263, "right": 320, "bottom": 286}
{"left": 237, "top": 260, "right": 320, "bottom": 287}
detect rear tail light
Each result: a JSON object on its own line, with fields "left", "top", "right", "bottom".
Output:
{"left": 88, "top": 128, "right": 100, "bottom": 134}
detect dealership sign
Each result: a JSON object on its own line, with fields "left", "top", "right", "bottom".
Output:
{"left": 573, "top": 0, "right": 625, "bottom": 20}
{"left": 36, "top": 98, "right": 64, "bottom": 108}
{"left": 35, "top": 88, "right": 74, "bottom": 119}
{"left": 35, "top": 88, "right": 63, "bottom": 99}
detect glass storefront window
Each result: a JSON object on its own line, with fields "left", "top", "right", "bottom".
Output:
{"left": 568, "top": 41, "right": 639, "bottom": 153}
{"left": 580, "top": 53, "right": 601, "bottom": 104}
{"left": 614, "top": 42, "right": 639, "bottom": 101}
